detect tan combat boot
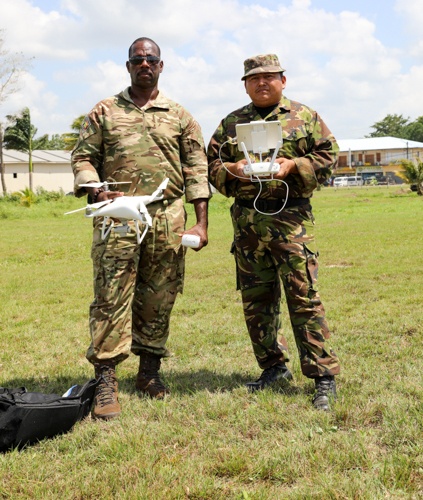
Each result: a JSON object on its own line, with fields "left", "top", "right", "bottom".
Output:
{"left": 135, "top": 353, "right": 169, "bottom": 399}
{"left": 93, "top": 362, "right": 121, "bottom": 420}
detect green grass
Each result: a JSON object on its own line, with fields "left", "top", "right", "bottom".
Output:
{"left": 0, "top": 186, "right": 422, "bottom": 499}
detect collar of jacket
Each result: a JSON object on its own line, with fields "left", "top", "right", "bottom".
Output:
{"left": 121, "top": 87, "right": 171, "bottom": 111}
{"left": 241, "top": 95, "right": 291, "bottom": 119}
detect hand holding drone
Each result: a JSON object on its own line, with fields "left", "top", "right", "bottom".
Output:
{"left": 65, "top": 178, "right": 169, "bottom": 244}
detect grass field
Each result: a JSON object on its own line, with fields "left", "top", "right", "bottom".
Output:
{"left": 0, "top": 185, "right": 422, "bottom": 499}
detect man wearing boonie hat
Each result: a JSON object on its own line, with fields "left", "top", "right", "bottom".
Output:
{"left": 207, "top": 54, "right": 340, "bottom": 411}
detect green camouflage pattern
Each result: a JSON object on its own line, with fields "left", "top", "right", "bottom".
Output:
{"left": 207, "top": 95, "right": 340, "bottom": 378}
{"left": 86, "top": 198, "right": 186, "bottom": 363}
{"left": 241, "top": 53, "right": 285, "bottom": 80}
{"left": 230, "top": 203, "right": 340, "bottom": 377}
{"left": 207, "top": 95, "right": 339, "bottom": 200}
{"left": 71, "top": 88, "right": 211, "bottom": 202}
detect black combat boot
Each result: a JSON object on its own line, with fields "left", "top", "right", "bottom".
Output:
{"left": 246, "top": 362, "right": 293, "bottom": 392}
{"left": 135, "top": 352, "right": 170, "bottom": 399}
{"left": 93, "top": 362, "right": 121, "bottom": 420}
{"left": 312, "top": 375, "right": 337, "bottom": 411}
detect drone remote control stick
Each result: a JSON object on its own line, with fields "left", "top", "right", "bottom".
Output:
{"left": 241, "top": 140, "right": 282, "bottom": 177}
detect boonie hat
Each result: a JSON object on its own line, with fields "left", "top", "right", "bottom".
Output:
{"left": 241, "top": 54, "right": 285, "bottom": 81}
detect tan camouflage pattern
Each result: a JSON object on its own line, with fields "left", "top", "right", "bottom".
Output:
{"left": 86, "top": 198, "right": 186, "bottom": 363}
{"left": 230, "top": 203, "right": 340, "bottom": 377}
{"left": 72, "top": 87, "right": 211, "bottom": 364}
{"left": 207, "top": 96, "right": 340, "bottom": 378}
{"left": 241, "top": 53, "right": 285, "bottom": 80}
{"left": 71, "top": 88, "right": 211, "bottom": 202}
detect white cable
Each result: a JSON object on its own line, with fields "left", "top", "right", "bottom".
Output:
{"left": 253, "top": 178, "right": 289, "bottom": 216}
{"left": 218, "top": 138, "right": 251, "bottom": 181}
{"left": 218, "top": 138, "right": 289, "bottom": 216}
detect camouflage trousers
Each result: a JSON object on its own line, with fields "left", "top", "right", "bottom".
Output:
{"left": 231, "top": 202, "right": 340, "bottom": 378}
{"left": 86, "top": 198, "right": 186, "bottom": 365}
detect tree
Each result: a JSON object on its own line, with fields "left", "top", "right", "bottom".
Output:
{"left": 398, "top": 159, "right": 423, "bottom": 195}
{"left": 403, "top": 116, "right": 423, "bottom": 143}
{"left": 367, "top": 114, "right": 423, "bottom": 142}
{"left": 0, "top": 29, "right": 31, "bottom": 194}
{"left": 62, "top": 115, "right": 85, "bottom": 151}
{"left": 367, "top": 114, "right": 410, "bottom": 138}
{"left": 3, "top": 107, "right": 48, "bottom": 191}
{"left": 45, "top": 134, "right": 66, "bottom": 150}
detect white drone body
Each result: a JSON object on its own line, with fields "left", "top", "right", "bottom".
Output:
{"left": 66, "top": 178, "right": 169, "bottom": 244}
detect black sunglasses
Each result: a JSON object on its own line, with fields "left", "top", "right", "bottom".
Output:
{"left": 128, "top": 55, "right": 161, "bottom": 66}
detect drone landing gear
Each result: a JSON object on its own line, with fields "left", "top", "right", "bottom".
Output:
{"left": 100, "top": 218, "right": 149, "bottom": 244}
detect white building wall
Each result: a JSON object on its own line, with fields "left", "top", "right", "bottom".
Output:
{"left": 2, "top": 150, "right": 74, "bottom": 194}
{"left": 3, "top": 165, "right": 74, "bottom": 194}
{"left": 32, "top": 164, "right": 74, "bottom": 193}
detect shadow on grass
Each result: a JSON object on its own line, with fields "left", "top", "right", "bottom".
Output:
{"left": 119, "top": 368, "right": 312, "bottom": 397}
{"left": 0, "top": 375, "right": 96, "bottom": 396}
{"left": 1, "top": 369, "right": 313, "bottom": 397}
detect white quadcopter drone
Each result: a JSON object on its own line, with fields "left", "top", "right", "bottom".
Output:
{"left": 65, "top": 178, "right": 169, "bottom": 244}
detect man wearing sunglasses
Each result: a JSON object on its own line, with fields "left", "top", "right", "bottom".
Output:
{"left": 207, "top": 54, "right": 340, "bottom": 410}
{"left": 71, "top": 37, "right": 211, "bottom": 419}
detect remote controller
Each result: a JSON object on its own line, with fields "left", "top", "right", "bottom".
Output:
{"left": 241, "top": 140, "right": 281, "bottom": 177}
{"left": 182, "top": 234, "right": 200, "bottom": 248}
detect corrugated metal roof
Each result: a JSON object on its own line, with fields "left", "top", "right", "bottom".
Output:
{"left": 2, "top": 149, "right": 71, "bottom": 163}
{"left": 338, "top": 136, "right": 423, "bottom": 152}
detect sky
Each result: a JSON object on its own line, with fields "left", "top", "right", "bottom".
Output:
{"left": 1, "top": 0, "right": 423, "bottom": 144}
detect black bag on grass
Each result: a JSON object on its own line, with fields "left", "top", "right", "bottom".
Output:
{"left": 0, "top": 378, "right": 98, "bottom": 452}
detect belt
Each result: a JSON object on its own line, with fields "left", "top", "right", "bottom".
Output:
{"left": 235, "top": 197, "right": 310, "bottom": 211}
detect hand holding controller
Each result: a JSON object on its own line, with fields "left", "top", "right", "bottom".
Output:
{"left": 181, "top": 234, "right": 200, "bottom": 248}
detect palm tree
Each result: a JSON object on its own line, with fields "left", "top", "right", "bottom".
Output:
{"left": 62, "top": 115, "right": 85, "bottom": 151}
{"left": 399, "top": 159, "right": 423, "bottom": 195}
{"left": 3, "top": 107, "right": 48, "bottom": 191}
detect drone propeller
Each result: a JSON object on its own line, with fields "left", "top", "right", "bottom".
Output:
{"left": 64, "top": 199, "right": 112, "bottom": 215}
{"left": 79, "top": 181, "right": 131, "bottom": 190}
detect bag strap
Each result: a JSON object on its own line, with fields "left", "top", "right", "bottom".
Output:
{"left": 0, "top": 387, "right": 27, "bottom": 396}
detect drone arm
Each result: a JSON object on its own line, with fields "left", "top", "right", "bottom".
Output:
{"left": 138, "top": 202, "right": 153, "bottom": 226}
{"left": 101, "top": 217, "right": 114, "bottom": 240}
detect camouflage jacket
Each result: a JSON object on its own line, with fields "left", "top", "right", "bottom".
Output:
{"left": 207, "top": 96, "right": 338, "bottom": 200}
{"left": 71, "top": 88, "right": 211, "bottom": 202}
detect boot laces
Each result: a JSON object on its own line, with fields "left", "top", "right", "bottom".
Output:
{"left": 315, "top": 377, "right": 335, "bottom": 398}
{"left": 96, "top": 367, "right": 117, "bottom": 407}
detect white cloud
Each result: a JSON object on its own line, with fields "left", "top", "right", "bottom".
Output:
{"left": 1, "top": 0, "right": 423, "bottom": 141}
{"left": 395, "top": 0, "right": 423, "bottom": 33}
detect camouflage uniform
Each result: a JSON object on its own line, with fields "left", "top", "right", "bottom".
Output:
{"left": 72, "top": 88, "right": 211, "bottom": 364}
{"left": 208, "top": 89, "right": 340, "bottom": 378}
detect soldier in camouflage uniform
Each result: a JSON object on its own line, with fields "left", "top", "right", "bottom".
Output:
{"left": 207, "top": 54, "right": 340, "bottom": 410}
{"left": 72, "top": 37, "right": 211, "bottom": 420}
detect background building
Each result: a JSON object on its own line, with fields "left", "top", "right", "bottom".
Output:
{"left": 2, "top": 150, "right": 73, "bottom": 194}
{"left": 336, "top": 137, "right": 423, "bottom": 183}
{"left": 2, "top": 136, "right": 421, "bottom": 193}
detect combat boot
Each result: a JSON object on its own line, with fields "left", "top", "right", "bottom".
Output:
{"left": 92, "top": 362, "right": 121, "bottom": 420}
{"left": 246, "top": 362, "right": 293, "bottom": 392}
{"left": 312, "top": 375, "right": 337, "bottom": 411}
{"left": 135, "top": 353, "right": 169, "bottom": 399}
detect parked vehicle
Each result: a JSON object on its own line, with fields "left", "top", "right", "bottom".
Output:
{"left": 333, "top": 176, "right": 363, "bottom": 187}
{"left": 364, "top": 176, "right": 378, "bottom": 185}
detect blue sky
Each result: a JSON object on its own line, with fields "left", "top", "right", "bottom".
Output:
{"left": 1, "top": 0, "right": 422, "bottom": 143}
